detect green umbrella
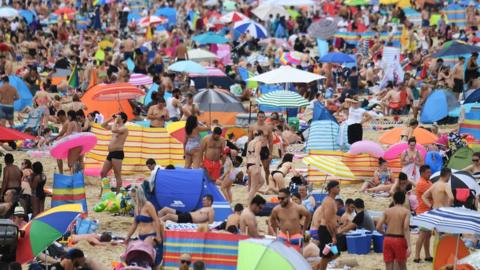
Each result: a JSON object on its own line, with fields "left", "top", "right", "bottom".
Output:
{"left": 286, "top": 8, "right": 300, "bottom": 19}
{"left": 237, "top": 239, "right": 312, "bottom": 270}
{"left": 345, "top": 0, "right": 371, "bottom": 6}
{"left": 257, "top": 90, "right": 310, "bottom": 108}
{"left": 223, "top": 1, "right": 237, "bottom": 11}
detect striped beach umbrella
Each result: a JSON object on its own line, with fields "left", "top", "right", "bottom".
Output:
{"left": 129, "top": 73, "right": 153, "bottom": 86}
{"left": 257, "top": 90, "right": 310, "bottom": 108}
{"left": 220, "top": 11, "right": 248, "bottom": 23}
{"left": 444, "top": 3, "right": 466, "bottom": 28}
{"left": 139, "top": 15, "right": 167, "bottom": 27}
{"left": 91, "top": 83, "right": 144, "bottom": 101}
{"left": 411, "top": 207, "right": 480, "bottom": 234}
{"left": 303, "top": 155, "right": 356, "bottom": 179}
{"left": 234, "top": 20, "right": 268, "bottom": 39}
{"left": 279, "top": 51, "right": 303, "bottom": 65}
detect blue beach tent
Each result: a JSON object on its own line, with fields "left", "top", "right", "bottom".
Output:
{"left": 0, "top": 75, "right": 33, "bottom": 111}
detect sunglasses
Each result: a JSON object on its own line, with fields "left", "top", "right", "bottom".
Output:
{"left": 180, "top": 260, "right": 191, "bottom": 265}
{"left": 473, "top": 159, "right": 480, "bottom": 162}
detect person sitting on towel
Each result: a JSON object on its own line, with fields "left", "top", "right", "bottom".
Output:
{"left": 158, "top": 195, "right": 215, "bottom": 224}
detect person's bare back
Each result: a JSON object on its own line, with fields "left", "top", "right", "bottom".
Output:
{"left": 240, "top": 208, "right": 259, "bottom": 237}
{"left": 383, "top": 205, "right": 410, "bottom": 235}
{"left": 0, "top": 83, "right": 18, "bottom": 105}
{"left": 427, "top": 181, "right": 454, "bottom": 209}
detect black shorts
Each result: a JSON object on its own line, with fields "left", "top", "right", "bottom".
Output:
{"left": 347, "top": 123, "right": 363, "bottom": 145}
{"left": 124, "top": 52, "right": 134, "bottom": 60}
{"left": 176, "top": 212, "right": 193, "bottom": 223}
{"left": 318, "top": 225, "right": 340, "bottom": 258}
{"left": 106, "top": 151, "right": 125, "bottom": 161}
{"left": 453, "top": 78, "right": 464, "bottom": 93}
{"left": 0, "top": 104, "right": 14, "bottom": 121}
{"left": 28, "top": 48, "right": 36, "bottom": 57}
{"left": 260, "top": 146, "right": 270, "bottom": 161}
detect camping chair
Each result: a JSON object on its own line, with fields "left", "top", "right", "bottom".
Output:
{"left": 15, "top": 107, "right": 48, "bottom": 135}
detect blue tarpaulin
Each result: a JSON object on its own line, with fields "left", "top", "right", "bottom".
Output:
{"left": 421, "top": 89, "right": 459, "bottom": 123}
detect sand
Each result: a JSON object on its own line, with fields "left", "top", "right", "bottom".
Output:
{"left": 13, "top": 123, "right": 443, "bottom": 270}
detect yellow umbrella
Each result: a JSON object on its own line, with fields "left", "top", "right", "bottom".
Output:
{"left": 396, "top": 0, "right": 411, "bottom": 8}
{"left": 380, "top": 0, "right": 399, "bottom": 4}
{"left": 98, "top": 40, "right": 113, "bottom": 50}
{"left": 303, "top": 155, "right": 355, "bottom": 179}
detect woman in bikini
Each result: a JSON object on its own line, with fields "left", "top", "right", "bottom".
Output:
{"left": 400, "top": 119, "right": 418, "bottom": 141}
{"left": 184, "top": 116, "right": 210, "bottom": 169}
{"left": 246, "top": 130, "right": 266, "bottom": 202}
{"left": 361, "top": 158, "right": 393, "bottom": 193}
{"left": 58, "top": 110, "right": 83, "bottom": 174}
{"left": 463, "top": 152, "right": 480, "bottom": 182}
{"left": 126, "top": 186, "right": 163, "bottom": 268}
{"left": 400, "top": 137, "right": 423, "bottom": 184}
{"left": 267, "top": 153, "right": 297, "bottom": 194}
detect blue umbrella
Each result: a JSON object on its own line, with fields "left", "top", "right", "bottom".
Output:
{"left": 464, "top": 88, "right": 480, "bottom": 104}
{"left": 168, "top": 60, "right": 208, "bottom": 74}
{"left": 19, "top": 9, "right": 36, "bottom": 24}
{"left": 192, "top": 32, "right": 229, "bottom": 45}
{"left": 432, "top": 40, "right": 480, "bottom": 58}
{"left": 421, "top": 89, "right": 460, "bottom": 123}
{"left": 154, "top": 7, "right": 176, "bottom": 26}
{"left": 234, "top": 20, "right": 268, "bottom": 39}
{"left": 319, "top": 52, "right": 356, "bottom": 64}
{"left": 76, "top": 15, "right": 90, "bottom": 30}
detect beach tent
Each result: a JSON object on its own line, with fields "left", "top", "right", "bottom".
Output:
{"left": 448, "top": 147, "right": 474, "bottom": 170}
{"left": 193, "top": 88, "right": 246, "bottom": 125}
{"left": 460, "top": 105, "right": 480, "bottom": 140}
{"left": 312, "top": 102, "right": 337, "bottom": 123}
{"left": 433, "top": 235, "right": 470, "bottom": 270}
{"left": 81, "top": 84, "right": 134, "bottom": 120}
{"left": 306, "top": 120, "right": 340, "bottom": 151}
{"left": 0, "top": 75, "right": 33, "bottom": 111}
{"left": 153, "top": 169, "right": 232, "bottom": 222}
{"left": 420, "top": 90, "right": 459, "bottom": 124}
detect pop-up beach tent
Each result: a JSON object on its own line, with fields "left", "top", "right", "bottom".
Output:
{"left": 153, "top": 169, "right": 232, "bottom": 222}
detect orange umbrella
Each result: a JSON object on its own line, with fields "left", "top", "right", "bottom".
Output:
{"left": 91, "top": 83, "right": 144, "bottom": 101}
{"left": 379, "top": 127, "right": 438, "bottom": 145}
{"left": 54, "top": 7, "right": 75, "bottom": 15}
{"left": 81, "top": 84, "right": 134, "bottom": 120}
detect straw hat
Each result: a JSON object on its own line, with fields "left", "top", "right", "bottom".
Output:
{"left": 14, "top": 206, "right": 25, "bottom": 216}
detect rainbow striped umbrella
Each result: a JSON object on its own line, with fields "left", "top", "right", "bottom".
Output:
{"left": 129, "top": 73, "right": 153, "bottom": 86}
{"left": 279, "top": 51, "right": 303, "bottom": 65}
{"left": 303, "top": 155, "right": 355, "bottom": 179}
{"left": 257, "top": 90, "right": 310, "bottom": 108}
{"left": 16, "top": 204, "right": 84, "bottom": 264}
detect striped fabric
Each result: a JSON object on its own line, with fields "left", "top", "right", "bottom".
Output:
{"left": 163, "top": 231, "right": 248, "bottom": 270}
{"left": 306, "top": 120, "right": 340, "bottom": 151}
{"left": 51, "top": 173, "right": 87, "bottom": 211}
{"left": 257, "top": 90, "right": 310, "bottom": 108}
{"left": 128, "top": 73, "right": 153, "bottom": 86}
{"left": 307, "top": 150, "right": 402, "bottom": 183}
{"left": 189, "top": 67, "right": 227, "bottom": 78}
{"left": 85, "top": 124, "right": 183, "bottom": 175}
{"left": 411, "top": 207, "right": 480, "bottom": 234}
{"left": 402, "top": 8, "right": 421, "bottom": 26}
{"left": 444, "top": 3, "right": 466, "bottom": 28}
{"left": 303, "top": 155, "right": 355, "bottom": 179}
{"left": 334, "top": 31, "right": 401, "bottom": 47}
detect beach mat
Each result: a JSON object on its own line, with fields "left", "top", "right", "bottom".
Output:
{"left": 163, "top": 231, "right": 248, "bottom": 270}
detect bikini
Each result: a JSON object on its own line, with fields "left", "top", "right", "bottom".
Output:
{"left": 134, "top": 215, "right": 156, "bottom": 241}
{"left": 185, "top": 136, "right": 201, "bottom": 153}
{"left": 271, "top": 170, "right": 285, "bottom": 177}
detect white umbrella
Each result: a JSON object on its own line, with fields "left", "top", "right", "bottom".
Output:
{"left": 0, "top": 7, "right": 19, "bottom": 19}
{"left": 261, "top": 0, "right": 316, "bottom": 6}
{"left": 204, "top": 0, "right": 219, "bottom": 6}
{"left": 187, "top": 49, "right": 218, "bottom": 62}
{"left": 248, "top": 65, "right": 325, "bottom": 84}
{"left": 252, "top": 4, "right": 289, "bottom": 20}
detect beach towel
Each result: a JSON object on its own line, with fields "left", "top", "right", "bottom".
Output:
{"left": 163, "top": 231, "right": 248, "bottom": 270}
{"left": 51, "top": 172, "right": 87, "bottom": 211}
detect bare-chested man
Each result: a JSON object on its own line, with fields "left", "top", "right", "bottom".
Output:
{"left": 315, "top": 181, "right": 341, "bottom": 270}
{"left": 422, "top": 168, "right": 454, "bottom": 209}
{"left": 225, "top": 204, "right": 243, "bottom": 233}
{"left": 248, "top": 111, "right": 273, "bottom": 185}
{"left": 270, "top": 188, "right": 311, "bottom": 252}
{"left": 0, "top": 76, "right": 19, "bottom": 127}
{"left": 0, "top": 154, "right": 22, "bottom": 198}
{"left": 376, "top": 191, "right": 411, "bottom": 270}
{"left": 158, "top": 195, "right": 215, "bottom": 224}
{"left": 181, "top": 93, "right": 199, "bottom": 120}
{"left": 100, "top": 112, "right": 129, "bottom": 193}
{"left": 147, "top": 97, "right": 169, "bottom": 128}
{"left": 201, "top": 127, "right": 225, "bottom": 182}
{"left": 240, "top": 195, "right": 266, "bottom": 238}
{"left": 123, "top": 36, "right": 135, "bottom": 60}
{"left": 452, "top": 57, "right": 465, "bottom": 99}
{"left": 166, "top": 88, "right": 182, "bottom": 121}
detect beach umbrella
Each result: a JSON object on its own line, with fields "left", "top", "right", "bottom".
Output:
{"left": 379, "top": 127, "right": 438, "bottom": 145}
{"left": 248, "top": 65, "right": 325, "bottom": 84}
{"left": 430, "top": 170, "right": 480, "bottom": 195}
{"left": 168, "top": 60, "right": 208, "bottom": 74}
{"left": 129, "top": 73, "right": 153, "bottom": 86}
{"left": 220, "top": 11, "right": 248, "bottom": 23}
{"left": 0, "top": 7, "right": 19, "bottom": 18}
{"left": 237, "top": 238, "right": 312, "bottom": 270}
{"left": 464, "top": 88, "right": 480, "bottom": 104}
{"left": 16, "top": 204, "right": 84, "bottom": 264}
{"left": 319, "top": 52, "right": 356, "bottom": 64}
{"left": 187, "top": 49, "right": 218, "bottom": 62}
{"left": 307, "top": 18, "right": 338, "bottom": 40}
{"left": 91, "top": 83, "right": 144, "bottom": 101}
{"left": 192, "top": 32, "right": 229, "bottom": 45}
{"left": 0, "top": 43, "right": 11, "bottom": 52}
{"left": 411, "top": 207, "right": 480, "bottom": 235}
{"left": 279, "top": 51, "right": 304, "bottom": 65}
{"left": 53, "top": 7, "right": 75, "bottom": 16}
{"left": 234, "top": 20, "right": 268, "bottom": 39}
{"left": 432, "top": 40, "right": 480, "bottom": 58}
{"left": 193, "top": 88, "right": 245, "bottom": 112}
{"left": 303, "top": 155, "right": 355, "bottom": 179}
{"left": 98, "top": 40, "right": 113, "bottom": 50}
{"left": 421, "top": 90, "right": 460, "bottom": 124}
{"left": 379, "top": 0, "right": 399, "bottom": 4}
{"left": 139, "top": 15, "right": 167, "bottom": 27}
{"left": 444, "top": 3, "right": 466, "bottom": 28}
{"left": 262, "top": 0, "right": 316, "bottom": 6}
{"left": 257, "top": 90, "right": 310, "bottom": 108}
{"left": 345, "top": 0, "right": 371, "bottom": 5}
{"left": 0, "top": 126, "right": 35, "bottom": 141}
{"left": 18, "top": 9, "right": 36, "bottom": 24}
{"left": 252, "top": 4, "right": 289, "bottom": 20}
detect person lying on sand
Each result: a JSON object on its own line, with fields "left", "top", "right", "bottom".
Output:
{"left": 158, "top": 195, "right": 215, "bottom": 224}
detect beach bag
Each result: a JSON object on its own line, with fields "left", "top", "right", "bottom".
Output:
{"left": 74, "top": 216, "right": 99, "bottom": 235}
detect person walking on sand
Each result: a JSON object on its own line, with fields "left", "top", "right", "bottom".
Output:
{"left": 184, "top": 116, "right": 210, "bottom": 169}
{"left": 0, "top": 76, "right": 19, "bottom": 127}
{"left": 414, "top": 165, "right": 433, "bottom": 264}
{"left": 248, "top": 111, "right": 273, "bottom": 185}
{"left": 376, "top": 191, "right": 411, "bottom": 270}
{"left": 316, "top": 181, "right": 341, "bottom": 270}
{"left": 270, "top": 188, "right": 311, "bottom": 252}
{"left": 422, "top": 167, "right": 454, "bottom": 209}
{"left": 100, "top": 112, "right": 129, "bottom": 193}
{"left": 246, "top": 130, "right": 266, "bottom": 202}
{"left": 200, "top": 127, "right": 225, "bottom": 182}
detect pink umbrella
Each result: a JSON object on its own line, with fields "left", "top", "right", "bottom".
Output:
{"left": 129, "top": 73, "right": 153, "bottom": 86}
{"left": 91, "top": 83, "right": 145, "bottom": 101}
{"left": 279, "top": 51, "right": 304, "bottom": 65}
{"left": 189, "top": 67, "right": 227, "bottom": 77}
{"left": 383, "top": 142, "right": 427, "bottom": 160}
{"left": 139, "top": 16, "right": 167, "bottom": 27}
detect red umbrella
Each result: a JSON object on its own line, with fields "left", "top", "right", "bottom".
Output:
{"left": 0, "top": 126, "right": 35, "bottom": 141}
{"left": 53, "top": 7, "right": 75, "bottom": 15}
{"left": 0, "top": 43, "right": 11, "bottom": 52}
{"left": 91, "top": 83, "right": 145, "bottom": 101}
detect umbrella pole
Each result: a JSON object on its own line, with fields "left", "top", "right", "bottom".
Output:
{"left": 248, "top": 101, "right": 252, "bottom": 124}
{"left": 209, "top": 103, "right": 212, "bottom": 126}
{"left": 454, "top": 234, "right": 460, "bottom": 270}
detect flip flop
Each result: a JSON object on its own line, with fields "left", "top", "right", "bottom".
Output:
{"left": 413, "top": 259, "right": 421, "bottom": 263}
{"left": 425, "top": 257, "right": 433, "bottom": 262}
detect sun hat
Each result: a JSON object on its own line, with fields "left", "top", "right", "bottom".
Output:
{"left": 14, "top": 206, "right": 25, "bottom": 216}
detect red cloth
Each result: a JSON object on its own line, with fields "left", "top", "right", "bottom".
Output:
{"left": 383, "top": 236, "right": 408, "bottom": 263}
{"left": 203, "top": 159, "right": 222, "bottom": 181}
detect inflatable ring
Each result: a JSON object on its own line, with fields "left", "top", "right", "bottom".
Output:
{"left": 384, "top": 142, "right": 426, "bottom": 160}
{"left": 50, "top": 132, "right": 97, "bottom": 159}
{"left": 348, "top": 140, "right": 385, "bottom": 158}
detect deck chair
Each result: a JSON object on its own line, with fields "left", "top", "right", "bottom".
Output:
{"left": 15, "top": 107, "right": 48, "bottom": 135}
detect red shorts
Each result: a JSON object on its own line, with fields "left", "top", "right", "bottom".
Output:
{"left": 383, "top": 235, "right": 407, "bottom": 263}
{"left": 203, "top": 159, "right": 222, "bottom": 181}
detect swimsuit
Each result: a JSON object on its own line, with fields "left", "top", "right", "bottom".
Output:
{"left": 271, "top": 170, "right": 285, "bottom": 177}
{"left": 185, "top": 136, "right": 201, "bottom": 153}
{"left": 260, "top": 146, "right": 270, "bottom": 161}
{"left": 203, "top": 159, "right": 222, "bottom": 181}
{"left": 383, "top": 234, "right": 407, "bottom": 263}
{"left": 318, "top": 225, "right": 340, "bottom": 258}
{"left": 176, "top": 212, "right": 193, "bottom": 223}
{"left": 135, "top": 214, "right": 153, "bottom": 223}
{"left": 246, "top": 163, "right": 256, "bottom": 170}
{"left": 277, "top": 231, "right": 303, "bottom": 252}
{"left": 107, "top": 151, "right": 125, "bottom": 161}
{"left": 0, "top": 104, "right": 14, "bottom": 121}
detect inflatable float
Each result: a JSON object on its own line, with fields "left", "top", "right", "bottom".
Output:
{"left": 50, "top": 132, "right": 97, "bottom": 159}
{"left": 383, "top": 142, "right": 426, "bottom": 160}
{"left": 348, "top": 140, "right": 385, "bottom": 158}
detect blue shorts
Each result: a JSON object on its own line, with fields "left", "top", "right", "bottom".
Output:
{"left": 0, "top": 104, "right": 14, "bottom": 121}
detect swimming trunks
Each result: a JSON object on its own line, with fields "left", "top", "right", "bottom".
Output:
{"left": 203, "top": 159, "right": 222, "bottom": 181}
{"left": 318, "top": 225, "right": 339, "bottom": 258}
{"left": 260, "top": 146, "right": 270, "bottom": 161}
{"left": 453, "top": 78, "right": 464, "bottom": 93}
{"left": 107, "top": 151, "right": 125, "bottom": 161}
{"left": 0, "top": 104, "right": 14, "bottom": 121}
{"left": 309, "top": 229, "right": 319, "bottom": 241}
{"left": 383, "top": 235, "right": 407, "bottom": 263}
{"left": 277, "top": 231, "right": 303, "bottom": 252}
{"left": 176, "top": 212, "right": 193, "bottom": 223}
